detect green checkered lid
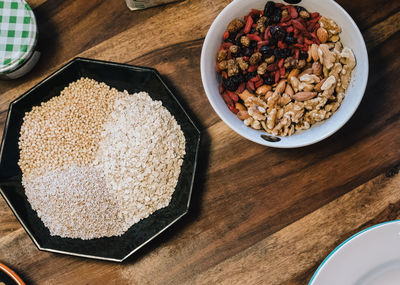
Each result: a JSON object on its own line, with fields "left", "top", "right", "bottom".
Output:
{"left": 0, "top": 0, "right": 38, "bottom": 74}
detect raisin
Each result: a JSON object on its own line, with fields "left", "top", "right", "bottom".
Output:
{"left": 265, "top": 76, "right": 275, "bottom": 85}
{"left": 264, "top": 1, "right": 276, "bottom": 17}
{"left": 270, "top": 26, "right": 286, "bottom": 40}
{"left": 274, "top": 48, "right": 290, "bottom": 59}
{"left": 222, "top": 75, "right": 243, "bottom": 91}
{"left": 285, "top": 36, "right": 297, "bottom": 45}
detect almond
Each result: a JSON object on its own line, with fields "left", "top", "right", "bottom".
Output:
{"left": 238, "top": 90, "right": 255, "bottom": 101}
{"left": 292, "top": 92, "right": 317, "bottom": 101}
{"left": 256, "top": 84, "right": 272, "bottom": 96}
{"left": 317, "top": 27, "right": 328, "bottom": 43}
{"left": 237, "top": 110, "right": 251, "bottom": 120}
{"left": 314, "top": 78, "right": 327, "bottom": 92}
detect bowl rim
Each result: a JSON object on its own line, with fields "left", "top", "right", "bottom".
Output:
{"left": 200, "top": 0, "right": 369, "bottom": 148}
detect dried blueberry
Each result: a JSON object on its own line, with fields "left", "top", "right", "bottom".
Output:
{"left": 267, "top": 36, "right": 276, "bottom": 45}
{"left": 285, "top": 36, "right": 297, "bottom": 45}
{"left": 242, "top": 47, "right": 253, "bottom": 57}
{"left": 264, "top": 1, "right": 276, "bottom": 17}
{"left": 245, "top": 72, "right": 257, "bottom": 81}
{"left": 274, "top": 48, "right": 291, "bottom": 59}
{"left": 299, "top": 50, "right": 308, "bottom": 60}
{"left": 226, "top": 32, "right": 237, "bottom": 43}
{"left": 265, "top": 76, "right": 275, "bottom": 85}
{"left": 260, "top": 45, "right": 273, "bottom": 58}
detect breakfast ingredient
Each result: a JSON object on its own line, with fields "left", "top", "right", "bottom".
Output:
{"left": 216, "top": 1, "right": 356, "bottom": 136}
{"left": 19, "top": 78, "right": 186, "bottom": 239}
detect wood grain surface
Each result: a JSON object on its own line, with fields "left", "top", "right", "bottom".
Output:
{"left": 0, "top": 0, "right": 399, "bottom": 284}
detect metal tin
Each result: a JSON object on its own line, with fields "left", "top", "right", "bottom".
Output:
{"left": 0, "top": 0, "right": 39, "bottom": 79}
{"left": 125, "top": 0, "right": 181, "bottom": 10}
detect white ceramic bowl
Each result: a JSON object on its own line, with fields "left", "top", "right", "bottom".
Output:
{"left": 201, "top": 0, "right": 368, "bottom": 148}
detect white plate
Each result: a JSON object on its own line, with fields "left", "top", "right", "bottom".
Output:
{"left": 309, "top": 221, "right": 400, "bottom": 285}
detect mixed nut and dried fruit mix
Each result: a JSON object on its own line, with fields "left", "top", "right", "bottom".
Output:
{"left": 216, "top": 1, "right": 356, "bottom": 136}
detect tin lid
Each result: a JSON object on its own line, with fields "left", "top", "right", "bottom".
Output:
{"left": 0, "top": 0, "right": 38, "bottom": 75}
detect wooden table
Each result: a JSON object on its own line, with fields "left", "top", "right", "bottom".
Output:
{"left": 0, "top": 0, "right": 399, "bottom": 284}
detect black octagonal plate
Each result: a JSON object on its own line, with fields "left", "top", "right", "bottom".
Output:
{"left": 0, "top": 58, "right": 201, "bottom": 262}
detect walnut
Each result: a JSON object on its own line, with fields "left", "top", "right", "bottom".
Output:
{"left": 241, "top": 36, "right": 250, "bottom": 47}
{"left": 321, "top": 75, "right": 336, "bottom": 98}
{"left": 267, "top": 108, "right": 277, "bottom": 129}
{"left": 256, "top": 16, "right": 267, "bottom": 34}
{"left": 319, "top": 16, "right": 341, "bottom": 38}
{"left": 304, "top": 109, "right": 327, "bottom": 124}
{"left": 336, "top": 92, "right": 345, "bottom": 103}
{"left": 227, "top": 59, "right": 239, "bottom": 77}
{"left": 267, "top": 91, "right": 281, "bottom": 110}
{"left": 325, "top": 102, "right": 340, "bottom": 113}
{"left": 265, "top": 55, "right": 275, "bottom": 64}
{"left": 340, "top": 47, "right": 356, "bottom": 69}
{"left": 257, "top": 62, "right": 268, "bottom": 75}
{"left": 299, "top": 74, "right": 320, "bottom": 84}
{"left": 244, "top": 96, "right": 267, "bottom": 109}
{"left": 284, "top": 57, "right": 297, "bottom": 69}
{"left": 217, "top": 49, "right": 227, "bottom": 62}
{"left": 318, "top": 44, "right": 336, "bottom": 70}
{"left": 329, "top": 63, "right": 343, "bottom": 81}
{"left": 248, "top": 106, "right": 266, "bottom": 121}
{"left": 236, "top": 57, "right": 249, "bottom": 71}
{"left": 296, "top": 120, "right": 310, "bottom": 131}
{"left": 227, "top": 19, "right": 244, "bottom": 33}
{"left": 251, "top": 119, "right": 261, "bottom": 130}
{"left": 272, "top": 116, "right": 292, "bottom": 136}
{"left": 249, "top": 52, "right": 262, "bottom": 65}
{"left": 278, "top": 93, "right": 292, "bottom": 106}
{"left": 304, "top": 96, "right": 328, "bottom": 111}
{"left": 296, "top": 59, "right": 307, "bottom": 69}
{"left": 243, "top": 117, "right": 254, "bottom": 126}
{"left": 284, "top": 102, "right": 304, "bottom": 123}
{"left": 298, "top": 83, "right": 314, "bottom": 92}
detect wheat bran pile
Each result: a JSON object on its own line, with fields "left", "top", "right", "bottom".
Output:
{"left": 18, "top": 78, "right": 186, "bottom": 240}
